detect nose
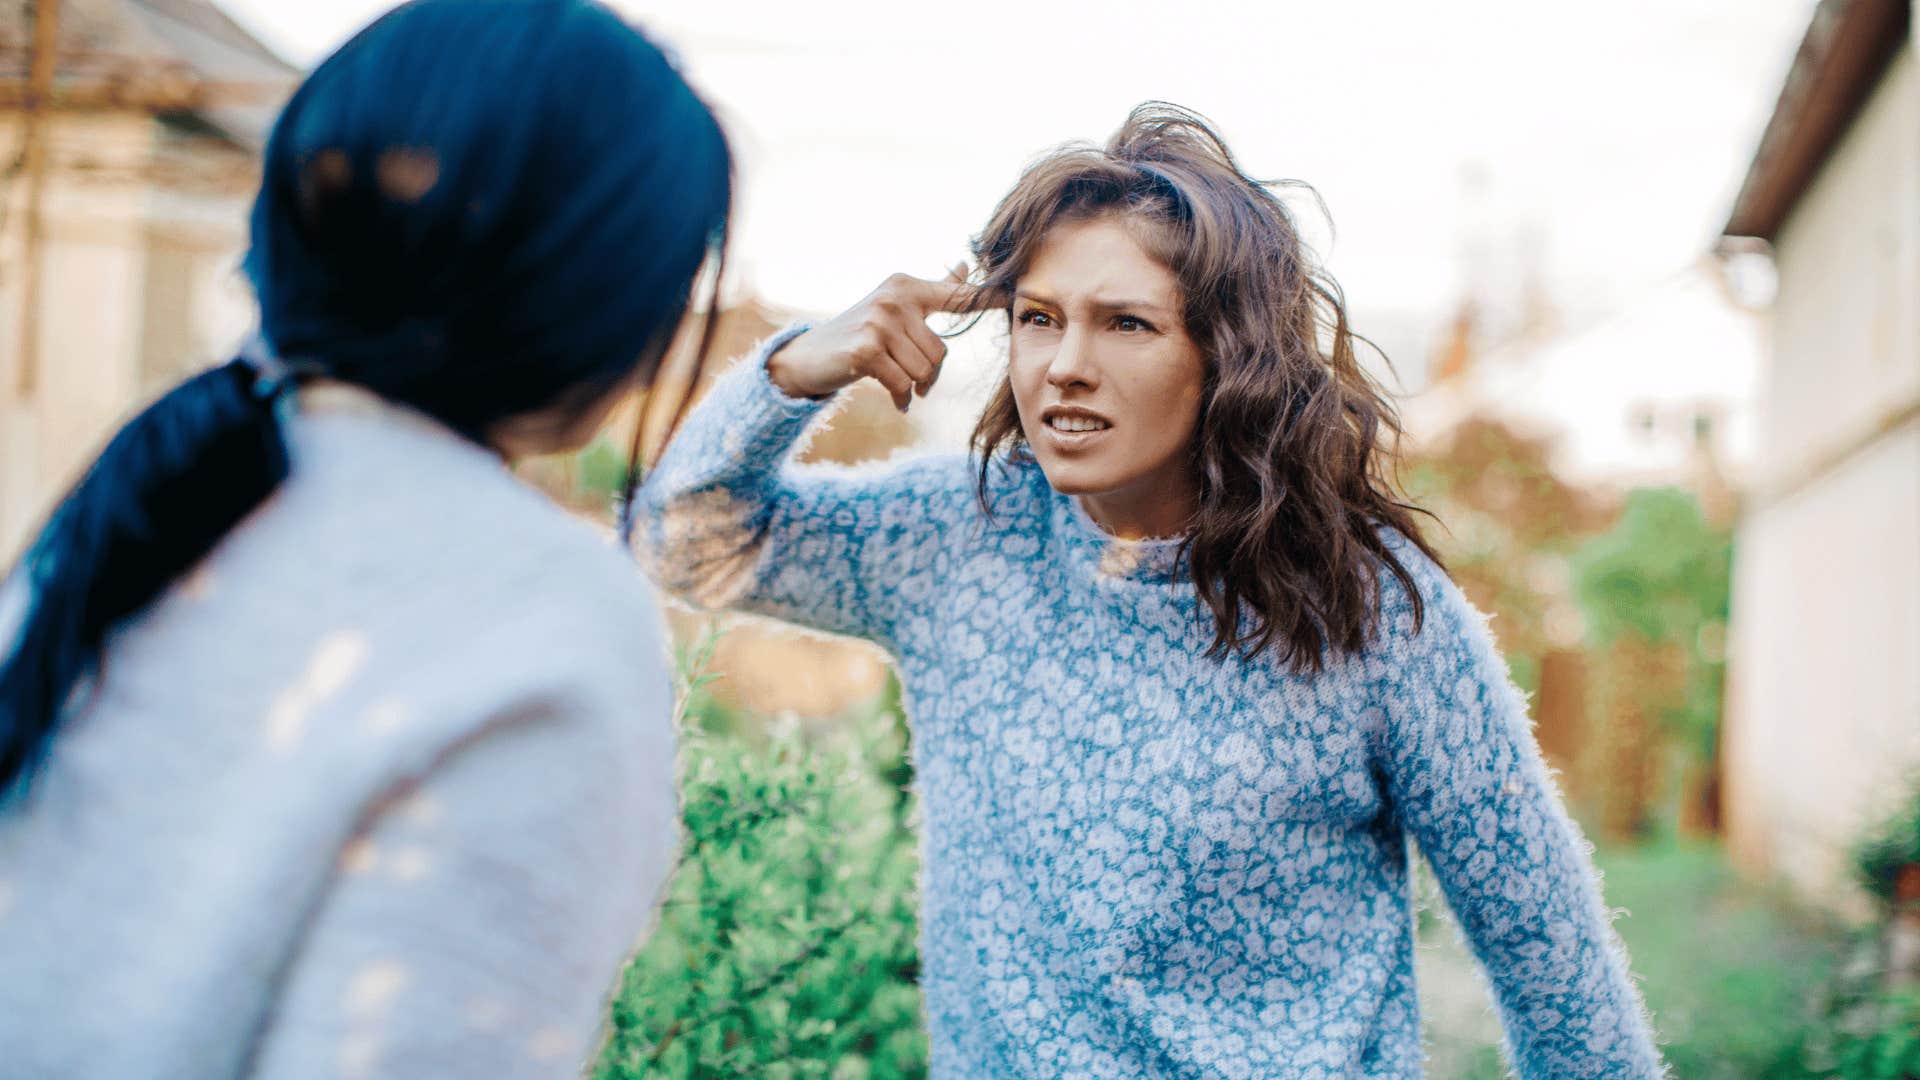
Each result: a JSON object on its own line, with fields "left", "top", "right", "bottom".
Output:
{"left": 1045, "top": 324, "right": 1098, "bottom": 391}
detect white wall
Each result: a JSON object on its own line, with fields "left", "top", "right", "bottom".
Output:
{"left": 1763, "top": 46, "right": 1920, "bottom": 485}
{"left": 1726, "top": 420, "right": 1920, "bottom": 918}
{"left": 1724, "top": 42, "right": 1920, "bottom": 919}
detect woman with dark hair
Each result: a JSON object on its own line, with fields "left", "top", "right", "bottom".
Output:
{"left": 635, "top": 104, "right": 1667, "bottom": 1077}
{"left": 0, "top": 1, "right": 729, "bottom": 1075}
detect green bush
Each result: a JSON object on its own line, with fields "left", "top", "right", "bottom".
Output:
{"left": 1571, "top": 486, "right": 1732, "bottom": 768}
{"left": 595, "top": 632, "right": 927, "bottom": 1079}
{"left": 1797, "top": 935, "right": 1920, "bottom": 1080}
{"left": 574, "top": 435, "right": 635, "bottom": 506}
{"left": 1798, "top": 783, "right": 1920, "bottom": 1080}
{"left": 1853, "top": 781, "right": 1920, "bottom": 910}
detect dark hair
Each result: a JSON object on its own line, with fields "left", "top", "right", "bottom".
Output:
{"left": 0, "top": 0, "right": 732, "bottom": 795}
{"left": 967, "top": 102, "right": 1443, "bottom": 674}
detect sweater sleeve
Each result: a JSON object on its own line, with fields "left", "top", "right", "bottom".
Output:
{"left": 247, "top": 694, "right": 676, "bottom": 1080}
{"left": 630, "top": 323, "right": 968, "bottom": 652}
{"left": 1372, "top": 543, "right": 1669, "bottom": 1079}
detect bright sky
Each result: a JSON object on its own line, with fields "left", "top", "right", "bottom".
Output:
{"left": 218, "top": 0, "right": 1816, "bottom": 400}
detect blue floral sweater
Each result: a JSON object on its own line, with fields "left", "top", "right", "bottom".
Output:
{"left": 632, "top": 328, "right": 1668, "bottom": 1079}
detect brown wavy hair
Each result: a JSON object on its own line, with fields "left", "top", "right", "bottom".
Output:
{"left": 966, "top": 102, "right": 1445, "bottom": 674}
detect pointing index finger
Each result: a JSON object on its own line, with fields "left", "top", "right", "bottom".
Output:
{"left": 900, "top": 273, "right": 1007, "bottom": 316}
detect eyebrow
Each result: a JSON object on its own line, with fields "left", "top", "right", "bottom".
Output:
{"left": 1013, "top": 290, "right": 1172, "bottom": 317}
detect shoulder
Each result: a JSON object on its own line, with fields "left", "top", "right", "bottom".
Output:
{"left": 430, "top": 529, "right": 676, "bottom": 847}
{"left": 969, "top": 449, "right": 1054, "bottom": 522}
{"left": 362, "top": 515, "right": 675, "bottom": 814}
{"left": 872, "top": 449, "right": 1057, "bottom": 543}
{"left": 1368, "top": 520, "right": 1491, "bottom": 667}
{"left": 467, "top": 503, "right": 674, "bottom": 697}
{"left": 258, "top": 410, "right": 674, "bottom": 700}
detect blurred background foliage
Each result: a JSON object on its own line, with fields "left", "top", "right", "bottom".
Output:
{"left": 596, "top": 628, "right": 927, "bottom": 1079}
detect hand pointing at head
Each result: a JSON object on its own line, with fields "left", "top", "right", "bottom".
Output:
{"left": 766, "top": 267, "right": 995, "bottom": 411}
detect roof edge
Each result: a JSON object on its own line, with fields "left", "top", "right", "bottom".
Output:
{"left": 1722, "top": 0, "right": 1911, "bottom": 241}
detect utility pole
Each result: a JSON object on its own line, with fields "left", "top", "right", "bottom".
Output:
{"left": 13, "top": 0, "right": 61, "bottom": 399}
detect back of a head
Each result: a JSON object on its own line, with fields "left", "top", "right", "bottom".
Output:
{"left": 251, "top": 0, "right": 732, "bottom": 433}
{"left": 0, "top": 0, "right": 732, "bottom": 797}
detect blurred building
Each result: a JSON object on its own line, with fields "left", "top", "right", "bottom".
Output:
{"left": 0, "top": 0, "right": 294, "bottom": 560}
{"left": 1405, "top": 255, "right": 1762, "bottom": 511}
{"left": 1719, "top": 0, "right": 1917, "bottom": 920}
{"left": 1400, "top": 220, "right": 1767, "bottom": 839}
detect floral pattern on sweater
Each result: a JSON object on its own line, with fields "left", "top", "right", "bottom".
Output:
{"left": 632, "top": 329, "right": 1668, "bottom": 1080}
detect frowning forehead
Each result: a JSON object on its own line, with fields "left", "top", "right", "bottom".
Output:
{"left": 1013, "top": 290, "right": 1177, "bottom": 319}
{"left": 1014, "top": 219, "right": 1182, "bottom": 317}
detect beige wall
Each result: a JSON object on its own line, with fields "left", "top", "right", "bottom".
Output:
{"left": 1724, "top": 43, "right": 1920, "bottom": 920}
{"left": 1763, "top": 47, "right": 1919, "bottom": 483}
{"left": 0, "top": 112, "right": 253, "bottom": 561}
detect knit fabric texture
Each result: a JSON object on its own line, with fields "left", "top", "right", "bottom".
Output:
{"left": 632, "top": 328, "right": 1669, "bottom": 1080}
{"left": 0, "top": 385, "right": 679, "bottom": 1079}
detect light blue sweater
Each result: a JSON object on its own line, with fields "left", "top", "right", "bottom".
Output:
{"left": 633, "top": 328, "right": 1669, "bottom": 1079}
{"left": 0, "top": 384, "right": 679, "bottom": 1079}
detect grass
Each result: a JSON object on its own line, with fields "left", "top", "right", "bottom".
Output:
{"left": 1417, "top": 836, "right": 1855, "bottom": 1079}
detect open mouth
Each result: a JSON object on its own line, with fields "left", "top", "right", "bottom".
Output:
{"left": 1040, "top": 406, "right": 1114, "bottom": 439}
{"left": 1046, "top": 416, "right": 1112, "bottom": 433}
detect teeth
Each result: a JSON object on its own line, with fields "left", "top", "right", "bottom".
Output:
{"left": 1049, "top": 416, "right": 1110, "bottom": 433}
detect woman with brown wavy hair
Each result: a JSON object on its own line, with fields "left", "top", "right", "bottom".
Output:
{"left": 633, "top": 103, "right": 1666, "bottom": 1078}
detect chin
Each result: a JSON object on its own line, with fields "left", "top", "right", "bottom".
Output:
{"left": 1031, "top": 453, "right": 1118, "bottom": 497}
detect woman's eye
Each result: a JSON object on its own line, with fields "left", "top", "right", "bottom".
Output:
{"left": 1018, "top": 310, "right": 1056, "bottom": 328}
{"left": 1114, "top": 315, "right": 1150, "bottom": 333}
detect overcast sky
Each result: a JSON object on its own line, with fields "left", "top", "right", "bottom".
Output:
{"left": 217, "top": 0, "right": 1817, "bottom": 395}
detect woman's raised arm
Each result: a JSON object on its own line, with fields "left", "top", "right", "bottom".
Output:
{"left": 631, "top": 273, "right": 989, "bottom": 650}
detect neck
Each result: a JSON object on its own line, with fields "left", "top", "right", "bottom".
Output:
{"left": 298, "top": 379, "right": 511, "bottom": 464}
{"left": 1076, "top": 484, "right": 1195, "bottom": 541}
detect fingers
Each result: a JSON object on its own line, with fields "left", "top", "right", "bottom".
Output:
{"left": 928, "top": 277, "right": 994, "bottom": 315}
{"left": 894, "top": 318, "right": 948, "bottom": 395}
{"left": 865, "top": 355, "right": 917, "bottom": 412}
{"left": 877, "top": 322, "right": 935, "bottom": 398}
{"left": 843, "top": 265, "right": 995, "bottom": 410}
{"left": 921, "top": 262, "right": 974, "bottom": 393}
{"left": 888, "top": 271, "right": 1000, "bottom": 316}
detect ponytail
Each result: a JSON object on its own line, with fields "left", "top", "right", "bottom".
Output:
{"left": 0, "top": 354, "right": 291, "bottom": 795}
{"left": 1, "top": 0, "right": 734, "bottom": 797}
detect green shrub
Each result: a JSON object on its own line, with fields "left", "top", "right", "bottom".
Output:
{"left": 1798, "top": 783, "right": 1920, "bottom": 1079}
{"left": 574, "top": 436, "right": 635, "bottom": 506}
{"left": 1798, "top": 934, "right": 1920, "bottom": 1080}
{"left": 1853, "top": 781, "right": 1920, "bottom": 910}
{"left": 1572, "top": 486, "right": 1732, "bottom": 769}
{"left": 595, "top": 632, "right": 927, "bottom": 1079}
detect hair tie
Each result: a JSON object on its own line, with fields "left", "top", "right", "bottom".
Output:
{"left": 236, "top": 332, "right": 327, "bottom": 404}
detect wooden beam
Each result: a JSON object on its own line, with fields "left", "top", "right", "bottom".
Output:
{"left": 14, "top": 0, "right": 60, "bottom": 398}
{"left": 1723, "top": 0, "right": 1912, "bottom": 240}
{"left": 0, "top": 77, "right": 293, "bottom": 111}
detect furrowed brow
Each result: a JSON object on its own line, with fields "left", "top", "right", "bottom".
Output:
{"left": 1014, "top": 290, "right": 1170, "bottom": 316}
